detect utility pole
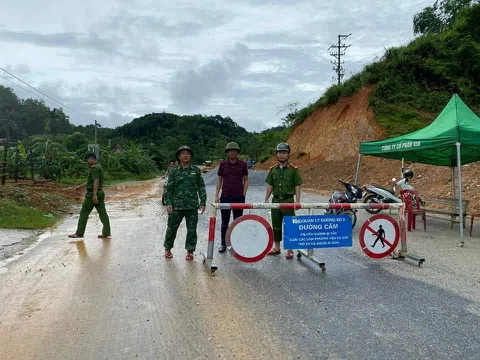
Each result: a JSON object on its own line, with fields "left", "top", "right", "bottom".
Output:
{"left": 328, "top": 34, "right": 351, "bottom": 85}
{"left": 29, "top": 148, "right": 35, "bottom": 183}
{"left": 89, "top": 120, "right": 100, "bottom": 160}
{"left": 1, "top": 130, "right": 9, "bottom": 185}
{"left": 94, "top": 120, "right": 98, "bottom": 144}
{"left": 14, "top": 143, "right": 19, "bottom": 183}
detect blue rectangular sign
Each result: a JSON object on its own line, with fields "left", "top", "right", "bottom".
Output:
{"left": 283, "top": 215, "right": 352, "bottom": 249}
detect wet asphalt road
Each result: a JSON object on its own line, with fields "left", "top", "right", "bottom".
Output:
{"left": 0, "top": 176, "right": 479, "bottom": 360}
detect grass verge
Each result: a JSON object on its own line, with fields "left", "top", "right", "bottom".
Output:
{"left": 58, "top": 172, "right": 159, "bottom": 187}
{"left": 0, "top": 199, "right": 56, "bottom": 229}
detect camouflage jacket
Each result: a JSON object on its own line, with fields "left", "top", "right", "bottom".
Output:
{"left": 165, "top": 164, "right": 207, "bottom": 210}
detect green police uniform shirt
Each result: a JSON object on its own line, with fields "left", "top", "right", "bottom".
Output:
{"left": 87, "top": 164, "right": 104, "bottom": 192}
{"left": 165, "top": 164, "right": 207, "bottom": 210}
{"left": 265, "top": 162, "right": 303, "bottom": 198}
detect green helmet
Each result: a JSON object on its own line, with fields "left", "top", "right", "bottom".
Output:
{"left": 176, "top": 145, "right": 194, "bottom": 159}
{"left": 225, "top": 142, "right": 241, "bottom": 153}
{"left": 276, "top": 142, "right": 291, "bottom": 153}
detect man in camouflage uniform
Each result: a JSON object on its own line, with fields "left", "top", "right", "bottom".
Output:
{"left": 264, "top": 142, "right": 303, "bottom": 259}
{"left": 68, "top": 152, "right": 111, "bottom": 240}
{"left": 165, "top": 159, "right": 176, "bottom": 177}
{"left": 164, "top": 146, "right": 207, "bottom": 260}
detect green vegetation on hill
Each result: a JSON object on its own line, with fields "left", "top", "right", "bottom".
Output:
{"left": 1, "top": 86, "right": 290, "bottom": 185}
{"left": 113, "top": 112, "right": 291, "bottom": 164}
{"left": 295, "top": 1, "right": 480, "bottom": 137}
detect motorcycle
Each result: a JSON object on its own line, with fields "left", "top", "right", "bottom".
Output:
{"left": 325, "top": 180, "right": 363, "bottom": 228}
{"left": 363, "top": 177, "right": 416, "bottom": 214}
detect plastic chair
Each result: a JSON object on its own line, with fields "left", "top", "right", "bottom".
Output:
{"left": 400, "top": 190, "right": 426, "bottom": 232}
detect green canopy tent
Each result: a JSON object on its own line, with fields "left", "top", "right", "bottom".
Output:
{"left": 356, "top": 94, "right": 480, "bottom": 242}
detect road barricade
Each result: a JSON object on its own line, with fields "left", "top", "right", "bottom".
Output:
{"left": 202, "top": 202, "right": 425, "bottom": 276}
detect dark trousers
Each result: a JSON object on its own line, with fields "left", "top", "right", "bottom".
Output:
{"left": 220, "top": 195, "right": 245, "bottom": 245}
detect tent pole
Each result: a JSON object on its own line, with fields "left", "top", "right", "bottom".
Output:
{"left": 354, "top": 154, "right": 362, "bottom": 185}
{"left": 456, "top": 142, "right": 464, "bottom": 245}
{"left": 451, "top": 166, "right": 456, "bottom": 204}
{"left": 401, "top": 157, "right": 404, "bottom": 174}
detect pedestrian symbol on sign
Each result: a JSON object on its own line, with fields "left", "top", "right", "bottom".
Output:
{"left": 359, "top": 215, "right": 400, "bottom": 259}
{"left": 372, "top": 225, "right": 386, "bottom": 248}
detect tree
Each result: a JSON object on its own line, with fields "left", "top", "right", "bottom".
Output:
{"left": 413, "top": 0, "right": 478, "bottom": 35}
{"left": 64, "top": 132, "right": 89, "bottom": 152}
{"left": 0, "top": 86, "right": 24, "bottom": 140}
{"left": 277, "top": 101, "right": 299, "bottom": 128}
{"left": 50, "top": 108, "right": 73, "bottom": 135}
{"left": 32, "top": 137, "right": 68, "bottom": 179}
{"left": 21, "top": 98, "right": 50, "bottom": 136}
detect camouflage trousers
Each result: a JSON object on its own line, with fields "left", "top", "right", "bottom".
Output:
{"left": 164, "top": 209, "right": 198, "bottom": 252}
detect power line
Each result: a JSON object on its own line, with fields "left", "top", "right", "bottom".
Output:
{"left": 0, "top": 67, "right": 95, "bottom": 122}
{"left": 0, "top": 74, "right": 59, "bottom": 107}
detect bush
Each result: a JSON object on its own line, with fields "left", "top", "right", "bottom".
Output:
{"left": 259, "top": 155, "right": 270, "bottom": 163}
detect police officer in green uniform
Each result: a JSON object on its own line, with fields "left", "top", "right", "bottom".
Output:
{"left": 264, "top": 143, "right": 302, "bottom": 259}
{"left": 68, "top": 153, "right": 111, "bottom": 240}
{"left": 164, "top": 146, "right": 207, "bottom": 260}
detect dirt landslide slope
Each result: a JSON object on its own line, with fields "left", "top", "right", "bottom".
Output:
{"left": 256, "top": 87, "right": 480, "bottom": 211}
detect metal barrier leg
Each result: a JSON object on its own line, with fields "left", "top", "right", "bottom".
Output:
{"left": 394, "top": 205, "right": 425, "bottom": 266}
{"left": 296, "top": 209, "right": 326, "bottom": 271}
{"left": 297, "top": 249, "right": 326, "bottom": 271}
{"left": 203, "top": 206, "right": 218, "bottom": 276}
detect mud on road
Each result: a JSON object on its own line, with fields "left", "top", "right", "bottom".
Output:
{"left": 1, "top": 175, "right": 480, "bottom": 360}
{"left": 0, "top": 179, "right": 161, "bottom": 262}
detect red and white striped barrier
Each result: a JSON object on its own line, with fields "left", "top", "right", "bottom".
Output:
{"left": 213, "top": 203, "right": 403, "bottom": 211}
{"left": 202, "top": 202, "right": 408, "bottom": 275}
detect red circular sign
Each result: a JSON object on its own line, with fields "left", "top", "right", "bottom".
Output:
{"left": 225, "top": 214, "right": 274, "bottom": 263}
{"left": 359, "top": 214, "right": 400, "bottom": 259}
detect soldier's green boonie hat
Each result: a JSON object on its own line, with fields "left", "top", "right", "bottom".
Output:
{"left": 176, "top": 145, "right": 194, "bottom": 159}
{"left": 225, "top": 142, "right": 241, "bottom": 153}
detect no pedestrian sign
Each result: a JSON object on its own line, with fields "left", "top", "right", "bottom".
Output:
{"left": 359, "top": 214, "right": 400, "bottom": 259}
{"left": 283, "top": 215, "right": 352, "bottom": 249}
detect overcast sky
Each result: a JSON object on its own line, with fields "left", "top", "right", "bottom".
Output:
{"left": 0, "top": 0, "right": 430, "bottom": 131}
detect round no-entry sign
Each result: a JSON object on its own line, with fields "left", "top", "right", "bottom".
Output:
{"left": 359, "top": 214, "right": 400, "bottom": 259}
{"left": 225, "top": 214, "right": 274, "bottom": 263}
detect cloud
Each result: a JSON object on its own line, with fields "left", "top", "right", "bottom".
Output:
{"left": 169, "top": 43, "right": 252, "bottom": 110}
{"left": 0, "top": 0, "right": 427, "bottom": 132}
{"left": 101, "top": 12, "right": 214, "bottom": 38}
{"left": 0, "top": 30, "right": 117, "bottom": 52}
